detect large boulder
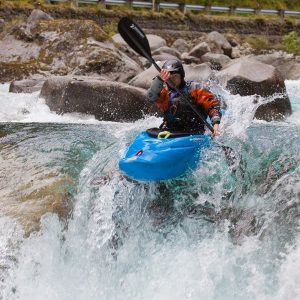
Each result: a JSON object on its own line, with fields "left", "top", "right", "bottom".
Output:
{"left": 171, "top": 38, "right": 189, "bottom": 54}
{"left": 207, "top": 31, "right": 232, "bottom": 57}
{"left": 201, "top": 53, "right": 231, "bottom": 70}
{"left": 128, "top": 63, "right": 163, "bottom": 90}
{"left": 188, "top": 42, "right": 210, "bottom": 58}
{"left": 147, "top": 34, "right": 167, "bottom": 51}
{"left": 40, "top": 77, "right": 157, "bottom": 121}
{"left": 253, "top": 52, "right": 300, "bottom": 80}
{"left": 9, "top": 79, "right": 45, "bottom": 93}
{"left": 184, "top": 63, "right": 213, "bottom": 84}
{"left": 216, "top": 58, "right": 292, "bottom": 121}
{"left": 129, "top": 63, "right": 213, "bottom": 90}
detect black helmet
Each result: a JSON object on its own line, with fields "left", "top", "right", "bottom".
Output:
{"left": 162, "top": 59, "right": 185, "bottom": 79}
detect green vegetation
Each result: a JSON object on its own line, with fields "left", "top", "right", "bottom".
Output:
{"left": 102, "top": 20, "right": 118, "bottom": 38}
{"left": 244, "top": 35, "right": 270, "bottom": 51}
{"left": 282, "top": 31, "right": 300, "bottom": 54}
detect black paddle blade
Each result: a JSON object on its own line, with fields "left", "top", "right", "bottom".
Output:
{"left": 118, "top": 17, "right": 153, "bottom": 62}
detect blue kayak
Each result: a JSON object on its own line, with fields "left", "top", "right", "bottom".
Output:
{"left": 119, "top": 128, "right": 211, "bottom": 181}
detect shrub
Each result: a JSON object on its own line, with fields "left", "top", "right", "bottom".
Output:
{"left": 282, "top": 31, "right": 300, "bottom": 54}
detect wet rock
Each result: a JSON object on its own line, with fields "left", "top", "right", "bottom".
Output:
{"left": 201, "top": 53, "right": 231, "bottom": 70}
{"left": 171, "top": 38, "right": 189, "bottom": 53}
{"left": 207, "top": 31, "right": 232, "bottom": 57}
{"left": 40, "top": 77, "right": 157, "bottom": 122}
{"left": 27, "top": 9, "right": 53, "bottom": 23}
{"left": 216, "top": 58, "right": 292, "bottom": 121}
{"left": 9, "top": 79, "right": 45, "bottom": 93}
{"left": 188, "top": 42, "right": 210, "bottom": 58}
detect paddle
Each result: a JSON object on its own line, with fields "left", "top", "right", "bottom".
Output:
{"left": 118, "top": 17, "right": 237, "bottom": 167}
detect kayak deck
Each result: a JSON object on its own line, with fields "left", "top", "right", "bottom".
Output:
{"left": 119, "top": 130, "right": 211, "bottom": 181}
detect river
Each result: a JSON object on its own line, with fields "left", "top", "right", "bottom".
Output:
{"left": 0, "top": 81, "right": 299, "bottom": 299}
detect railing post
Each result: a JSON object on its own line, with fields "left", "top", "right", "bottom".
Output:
{"left": 179, "top": 3, "right": 186, "bottom": 14}
{"left": 100, "top": 0, "right": 107, "bottom": 9}
{"left": 229, "top": 6, "right": 236, "bottom": 15}
{"left": 127, "top": 0, "right": 133, "bottom": 9}
{"left": 278, "top": 9, "right": 285, "bottom": 19}
{"left": 153, "top": 0, "right": 160, "bottom": 12}
{"left": 73, "top": 0, "right": 78, "bottom": 7}
{"left": 205, "top": 5, "right": 211, "bottom": 15}
{"left": 255, "top": 8, "right": 261, "bottom": 15}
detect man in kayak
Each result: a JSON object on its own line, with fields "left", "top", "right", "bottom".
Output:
{"left": 146, "top": 59, "right": 221, "bottom": 136}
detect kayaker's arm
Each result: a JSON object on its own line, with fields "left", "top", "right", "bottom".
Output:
{"left": 146, "top": 76, "right": 164, "bottom": 102}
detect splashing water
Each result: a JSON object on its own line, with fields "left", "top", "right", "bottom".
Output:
{"left": 0, "top": 81, "right": 299, "bottom": 300}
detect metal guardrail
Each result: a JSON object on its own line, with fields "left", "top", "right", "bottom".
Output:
{"left": 48, "top": 0, "right": 300, "bottom": 18}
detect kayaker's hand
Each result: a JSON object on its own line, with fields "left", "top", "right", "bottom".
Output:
{"left": 212, "top": 123, "right": 220, "bottom": 137}
{"left": 159, "top": 69, "right": 171, "bottom": 82}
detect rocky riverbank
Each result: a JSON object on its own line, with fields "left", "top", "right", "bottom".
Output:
{"left": 1, "top": 7, "right": 298, "bottom": 122}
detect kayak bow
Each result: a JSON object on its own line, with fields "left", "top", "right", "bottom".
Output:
{"left": 119, "top": 129, "right": 211, "bottom": 181}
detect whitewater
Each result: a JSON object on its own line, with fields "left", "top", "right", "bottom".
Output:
{"left": 0, "top": 80, "right": 299, "bottom": 300}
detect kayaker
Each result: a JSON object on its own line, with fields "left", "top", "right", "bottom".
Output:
{"left": 146, "top": 59, "right": 221, "bottom": 136}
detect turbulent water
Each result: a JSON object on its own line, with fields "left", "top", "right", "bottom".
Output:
{"left": 0, "top": 81, "right": 299, "bottom": 300}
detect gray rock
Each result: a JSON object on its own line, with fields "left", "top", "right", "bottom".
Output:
{"left": 184, "top": 63, "right": 213, "bottom": 84}
{"left": 207, "top": 31, "right": 232, "bottom": 57}
{"left": 201, "top": 53, "right": 232, "bottom": 70}
{"left": 129, "top": 62, "right": 212, "bottom": 90}
{"left": 9, "top": 79, "right": 45, "bottom": 93}
{"left": 253, "top": 52, "right": 300, "bottom": 80}
{"left": 147, "top": 34, "right": 167, "bottom": 51}
{"left": 0, "top": 19, "right": 4, "bottom": 32}
{"left": 216, "top": 58, "right": 292, "bottom": 121}
{"left": 188, "top": 42, "right": 210, "bottom": 58}
{"left": 231, "top": 47, "right": 241, "bottom": 59}
{"left": 113, "top": 33, "right": 166, "bottom": 51}
{"left": 40, "top": 77, "right": 157, "bottom": 122}
{"left": 152, "top": 46, "right": 181, "bottom": 59}
{"left": 171, "top": 38, "right": 189, "bottom": 53}
{"left": 129, "top": 64, "right": 164, "bottom": 90}
{"left": 239, "top": 43, "right": 253, "bottom": 56}
{"left": 225, "top": 34, "right": 239, "bottom": 47}
{"left": 181, "top": 52, "right": 201, "bottom": 64}
{"left": 27, "top": 9, "right": 53, "bottom": 23}
{"left": 111, "top": 33, "right": 128, "bottom": 47}
{"left": 152, "top": 54, "right": 179, "bottom": 63}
